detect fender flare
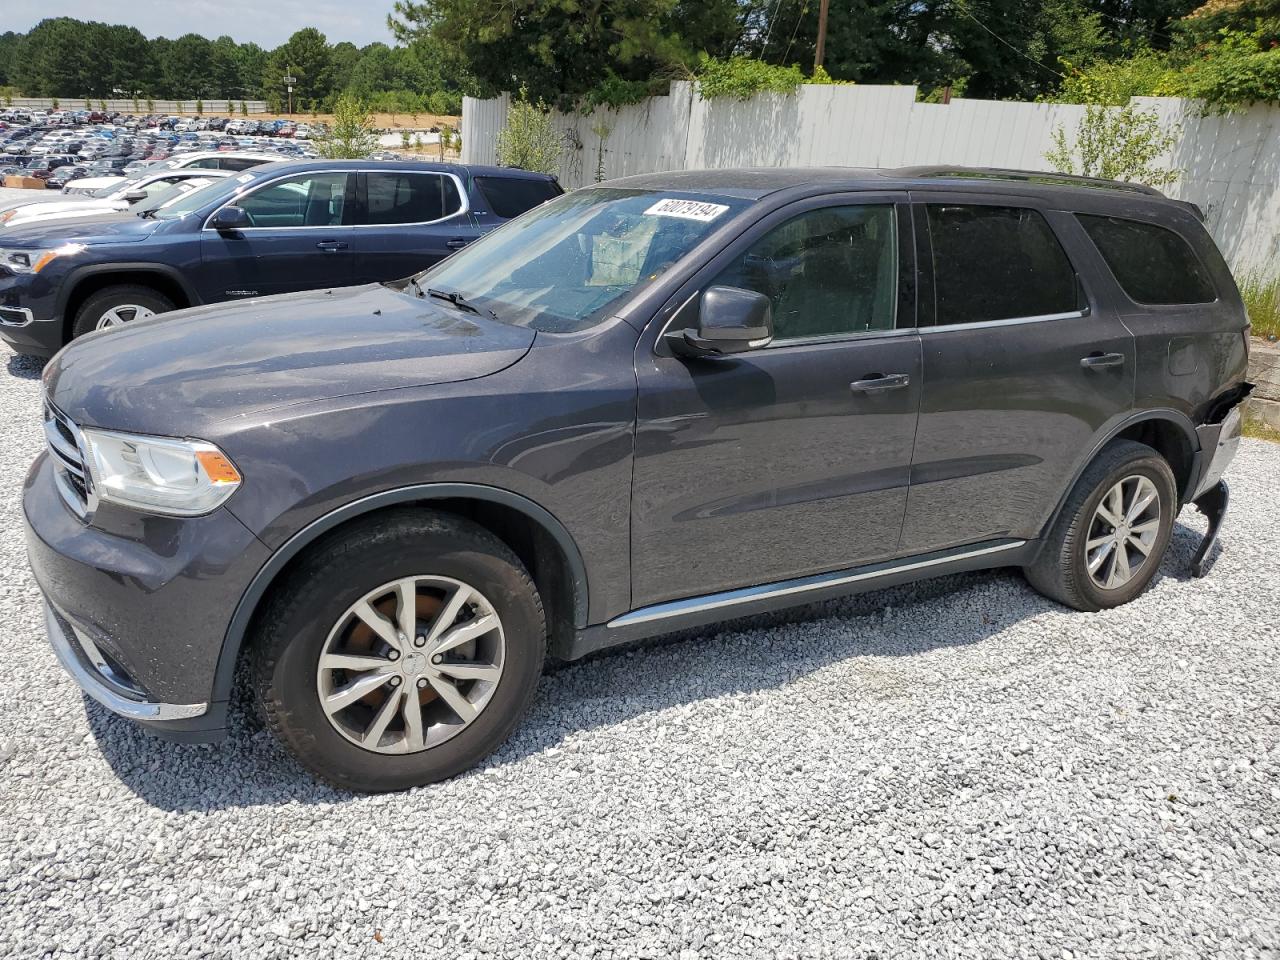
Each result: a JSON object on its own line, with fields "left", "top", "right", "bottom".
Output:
{"left": 1038, "top": 408, "right": 1201, "bottom": 545}
{"left": 210, "top": 483, "right": 590, "bottom": 704}
{"left": 56, "top": 262, "right": 202, "bottom": 322}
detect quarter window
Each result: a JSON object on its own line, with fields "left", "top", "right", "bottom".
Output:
{"left": 235, "top": 173, "right": 348, "bottom": 228}
{"left": 475, "top": 176, "right": 561, "bottom": 219}
{"left": 927, "top": 204, "right": 1080, "bottom": 325}
{"left": 361, "top": 172, "right": 462, "bottom": 225}
{"left": 711, "top": 205, "right": 899, "bottom": 341}
{"left": 1077, "top": 214, "right": 1216, "bottom": 305}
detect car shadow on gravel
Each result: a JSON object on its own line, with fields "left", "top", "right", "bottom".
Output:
{"left": 7, "top": 353, "right": 46, "bottom": 380}
{"left": 85, "top": 519, "right": 1214, "bottom": 811}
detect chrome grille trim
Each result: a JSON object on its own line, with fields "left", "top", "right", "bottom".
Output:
{"left": 42, "top": 400, "right": 94, "bottom": 517}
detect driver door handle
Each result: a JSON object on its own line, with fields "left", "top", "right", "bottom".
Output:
{"left": 315, "top": 240, "right": 348, "bottom": 252}
{"left": 1080, "top": 351, "right": 1125, "bottom": 369}
{"left": 851, "top": 373, "right": 911, "bottom": 394}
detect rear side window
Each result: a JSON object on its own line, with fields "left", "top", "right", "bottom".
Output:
{"left": 362, "top": 172, "right": 462, "bottom": 225}
{"left": 926, "top": 204, "right": 1080, "bottom": 325}
{"left": 1076, "top": 214, "right": 1216, "bottom": 305}
{"left": 475, "top": 176, "right": 561, "bottom": 219}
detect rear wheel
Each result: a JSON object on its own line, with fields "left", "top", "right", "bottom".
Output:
{"left": 1025, "top": 440, "right": 1177, "bottom": 611}
{"left": 251, "top": 510, "right": 546, "bottom": 792}
{"left": 71, "top": 284, "right": 174, "bottom": 340}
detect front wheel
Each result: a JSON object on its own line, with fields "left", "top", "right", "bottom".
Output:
{"left": 1026, "top": 440, "right": 1177, "bottom": 611}
{"left": 71, "top": 284, "right": 174, "bottom": 340}
{"left": 251, "top": 510, "right": 546, "bottom": 792}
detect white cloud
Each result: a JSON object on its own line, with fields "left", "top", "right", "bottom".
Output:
{"left": 5, "top": 0, "right": 402, "bottom": 48}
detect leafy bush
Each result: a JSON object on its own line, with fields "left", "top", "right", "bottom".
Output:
{"left": 1177, "top": 29, "right": 1280, "bottom": 109}
{"left": 1046, "top": 103, "right": 1179, "bottom": 186}
{"left": 1055, "top": 51, "right": 1184, "bottom": 105}
{"left": 696, "top": 56, "right": 842, "bottom": 100}
{"left": 1239, "top": 270, "right": 1280, "bottom": 340}
{"left": 495, "top": 88, "right": 561, "bottom": 174}
{"left": 316, "top": 94, "right": 379, "bottom": 158}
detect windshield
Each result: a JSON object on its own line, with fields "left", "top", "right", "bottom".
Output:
{"left": 148, "top": 174, "right": 242, "bottom": 220}
{"left": 415, "top": 188, "right": 749, "bottom": 333}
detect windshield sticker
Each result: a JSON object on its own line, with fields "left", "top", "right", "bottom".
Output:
{"left": 236, "top": 173, "right": 255, "bottom": 184}
{"left": 643, "top": 198, "right": 730, "bottom": 222}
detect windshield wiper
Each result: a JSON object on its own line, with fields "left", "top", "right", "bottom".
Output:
{"left": 425, "top": 286, "right": 499, "bottom": 321}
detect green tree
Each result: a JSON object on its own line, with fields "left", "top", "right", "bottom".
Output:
{"left": 1046, "top": 103, "right": 1180, "bottom": 184}
{"left": 494, "top": 89, "right": 562, "bottom": 173}
{"left": 316, "top": 94, "right": 379, "bottom": 157}
{"left": 162, "top": 34, "right": 215, "bottom": 99}
{"left": 264, "top": 28, "right": 333, "bottom": 107}
{"left": 389, "top": 0, "right": 743, "bottom": 107}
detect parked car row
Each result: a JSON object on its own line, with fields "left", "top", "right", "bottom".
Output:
{"left": 1, "top": 120, "right": 320, "bottom": 189}
{"left": 19, "top": 165, "right": 1252, "bottom": 792}
{"left": 0, "top": 159, "right": 563, "bottom": 353}
{"left": 0, "top": 109, "right": 326, "bottom": 139}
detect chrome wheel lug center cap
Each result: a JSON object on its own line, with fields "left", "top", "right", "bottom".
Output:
{"left": 401, "top": 652, "right": 428, "bottom": 676}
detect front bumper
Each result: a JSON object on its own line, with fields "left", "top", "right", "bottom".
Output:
{"left": 25, "top": 451, "right": 271, "bottom": 741}
{"left": 0, "top": 270, "right": 62, "bottom": 357}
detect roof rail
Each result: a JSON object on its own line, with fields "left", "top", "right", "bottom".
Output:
{"left": 893, "top": 166, "right": 1166, "bottom": 198}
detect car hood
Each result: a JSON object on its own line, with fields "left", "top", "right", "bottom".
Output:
{"left": 0, "top": 210, "right": 156, "bottom": 246}
{"left": 44, "top": 283, "right": 537, "bottom": 436}
{"left": 1, "top": 199, "right": 119, "bottom": 227}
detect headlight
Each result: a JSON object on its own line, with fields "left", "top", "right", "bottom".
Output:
{"left": 0, "top": 242, "right": 85, "bottom": 274}
{"left": 80, "top": 429, "right": 242, "bottom": 516}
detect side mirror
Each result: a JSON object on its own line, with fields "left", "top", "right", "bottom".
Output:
{"left": 209, "top": 205, "right": 250, "bottom": 231}
{"left": 666, "top": 285, "right": 774, "bottom": 357}
{"left": 122, "top": 189, "right": 148, "bottom": 203}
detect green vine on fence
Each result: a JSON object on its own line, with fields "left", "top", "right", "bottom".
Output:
{"left": 695, "top": 56, "right": 843, "bottom": 101}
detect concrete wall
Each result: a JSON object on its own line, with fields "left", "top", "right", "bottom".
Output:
{"left": 462, "top": 81, "right": 1280, "bottom": 275}
{"left": 3, "top": 97, "right": 271, "bottom": 115}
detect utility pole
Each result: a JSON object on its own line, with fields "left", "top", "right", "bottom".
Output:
{"left": 814, "top": 0, "right": 831, "bottom": 72}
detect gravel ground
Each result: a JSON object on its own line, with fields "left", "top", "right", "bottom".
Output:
{"left": 1, "top": 349, "right": 1278, "bottom": 959}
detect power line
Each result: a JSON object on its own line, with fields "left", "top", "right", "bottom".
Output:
{"left": 781, "top": 1, "right": 807, "bottom": 65}
{"left": 953, "top": 0, "right": 1066, "bottom": 80}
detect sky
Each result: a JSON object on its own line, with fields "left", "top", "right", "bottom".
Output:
{"left": 6, "top": 0, "right": 403, "bottom": 48}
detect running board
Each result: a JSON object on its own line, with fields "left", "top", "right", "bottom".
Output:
{"left": 562, "top": 538, "right": 1031, "bottom": 660}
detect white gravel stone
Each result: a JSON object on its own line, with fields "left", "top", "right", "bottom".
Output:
{"left": 0, "top": 350, "right": 1277, "bottom": 959}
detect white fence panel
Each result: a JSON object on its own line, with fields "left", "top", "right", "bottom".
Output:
{"left": 462, "top": 82, "right": 1280, "bottom": 273}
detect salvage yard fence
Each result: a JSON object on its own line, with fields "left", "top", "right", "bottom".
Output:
{"left": 462, "top": 81, "right": 1280, "bottom": 275}
{"left": 3, "top": 97, "right": 271, "bottom": 115}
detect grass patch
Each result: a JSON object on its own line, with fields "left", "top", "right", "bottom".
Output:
{"left": 1243, "top": 414, "right": 1280, "bottom": 443}
{"left": 1238, "top": 272, "right": 1280, "bottom": 340}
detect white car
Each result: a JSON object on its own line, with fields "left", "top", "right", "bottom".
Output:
{"left": 61, "top": 151, "right": 279, "bottom": 195}
{"left": 0, "top": 170, "right": 231, "bottom": 229}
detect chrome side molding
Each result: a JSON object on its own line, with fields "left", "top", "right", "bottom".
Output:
{"left": 607, "top": 540, "right": 1027, "bottom": 629}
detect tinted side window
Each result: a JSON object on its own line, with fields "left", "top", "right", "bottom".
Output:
{"left": 1077, "top": 214, "right": 1216, "bottom": 305}
{"left": 235, "top": 173, "right": 348, "bottom": 228}
{"left": 712, "top": 205, "right": 898, "bottom": 341}
{"left": 475, "top": 176, "right": 561, "bottom": 219}
{"left": 927, "top": 205, "right": 1080, "bottom": 325}
{"left": 362, "top": 172, "right": 462, "bottom": 225}
{"left": 186, "top": 157, "right": 220, "bottom": 169}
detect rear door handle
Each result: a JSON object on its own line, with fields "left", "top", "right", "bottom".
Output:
{"left": 851, "top": 373, "right": 911, "bottom": 394}
{"left": 1080, "top": 352, "right": 1125, "bottom": 369}
{"left": 315, "top": 240, "right": 348, "bottom": 252}
{"left": 446, "top": 238, "right": 471, "bottom": 249}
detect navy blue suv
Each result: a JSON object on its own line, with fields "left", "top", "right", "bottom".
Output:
{"left": 0, "top": 159, "right": 561, "bottom": 356}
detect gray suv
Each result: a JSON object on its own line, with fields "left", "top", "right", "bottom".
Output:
{"left": 26, "top": 167, "right": 1253, "bottom": 792}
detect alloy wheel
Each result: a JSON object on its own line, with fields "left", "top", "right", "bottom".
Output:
{"left": 1085, "top": 475, "right": 1162, "bottom": 590}
{"left": 316, "top": 576, "right": 506, "bottom": 755}
{"left": 96, "top": 304, "right": 156, "bottom": 329}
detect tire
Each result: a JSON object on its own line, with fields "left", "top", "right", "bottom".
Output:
{"left": 71, "top": 284, "right": 174, "bottom": 340}
{"left": 251, "top": 510, "right": 546, "bottom": 792}
{"left": 1025, "top": 439, "right": 1177, "bottom": 612}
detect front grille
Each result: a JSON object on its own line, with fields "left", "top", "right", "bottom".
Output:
{"left": 43, "top": 400, "right": 92, "bottom": 515}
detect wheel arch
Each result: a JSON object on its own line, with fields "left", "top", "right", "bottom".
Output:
{"left": 1040, "top": 409, "right": 1200, "bottom": 544}
{"left": 212, "top": 483, "right": 590, "bottom": 704}
{"left": 58, "top": 263, "right": 199, "bottom": 342}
